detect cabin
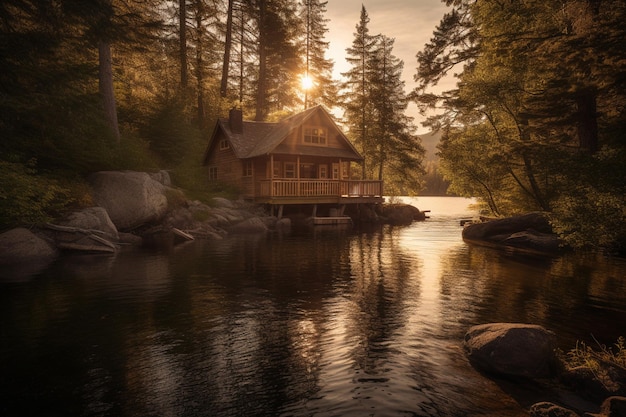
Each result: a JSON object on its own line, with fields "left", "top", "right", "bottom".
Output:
{"left": 203, "top": 105, "right": 383, "bottom": 217}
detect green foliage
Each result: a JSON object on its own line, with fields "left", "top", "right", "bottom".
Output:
{"left": 550, "top": 147, "right": 626, "bottom": 253}
{"left": 0, "top": 161, "right": 71, "bottom": 229}
{"left": 142, "top": 98, "right": 201, "bottom": 166}
{"left": 421, "top": 161, "right": 450, "bottom": 196}
{"left": 415, "top": 0, "right": 626, "bottom": 251}
{"left": 342, "top": 7, "right": 424, "bottom": 193}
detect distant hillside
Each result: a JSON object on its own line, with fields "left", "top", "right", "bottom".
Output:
{"left": 419, "top": 130, "right": 442, "bottom": 162}
{"left": 418, "top": 130, "right": 450, "bottom": 196}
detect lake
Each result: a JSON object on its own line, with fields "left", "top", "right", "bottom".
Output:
{"left": 1, "top": 196, "right": 625, "bottom": 416}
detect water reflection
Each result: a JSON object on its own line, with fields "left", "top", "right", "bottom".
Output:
{"left": 1, "top": 197, "right": 625, "bottom": 417}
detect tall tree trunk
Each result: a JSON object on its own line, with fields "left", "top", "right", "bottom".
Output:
{"left": 195, "top": 10, "right": 205, "bottom": 127}
{"left": 255, "top": 0, "right": 267, "bottom": 121}
{"left": 220, "top": 0, "right": 234, "bottom": 98}
{"left": 576, "top": 89, "right": 599, "bottom": 153}
{"left": 179, "top": 0, "right": 188, "bottom": 90}
{"left": 239, "top": 5, "right": 244, "bottom": 104}
{"left": 98, "top": 40, "right": 120, "bottom": 142}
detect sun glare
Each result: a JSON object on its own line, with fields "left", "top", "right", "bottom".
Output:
{"left": 301, "top": 74, "right": 314, "bottom": 90}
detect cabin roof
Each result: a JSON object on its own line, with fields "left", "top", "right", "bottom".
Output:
{"left": 205, "top": 105, "right": 363, "bottom": 162}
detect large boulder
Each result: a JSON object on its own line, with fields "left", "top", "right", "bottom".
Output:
{"left": 462, "top": 212, "right": 561, "bottom": 254}
{"left": 89, "top": 171, "right": 169, "bottom": 230}
{"left": 44, "top": 208, "right": 120, "bottom": 254}
{"left": 464, "top": 323, "right": 558, "bottom": 378}
{"left": 56, "top": 207, "right": 119, "bottom": 241}
{"left": 379, "top": 204, "right": 425, "bottom": 225}
{"left": 0, "top": 227, "right": 58, "bottom": 265}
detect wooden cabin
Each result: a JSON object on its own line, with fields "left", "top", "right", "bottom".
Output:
{"left": 203, "top": 106, "right": 383, "bottom": 213}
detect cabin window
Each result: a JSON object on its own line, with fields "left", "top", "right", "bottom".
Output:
{"left": 332, "top": 163, "right": 340, "bottom": 180}
{"left": 243, "top": 161, "right": 253, "bottom": 177}
{"left": 284, "top": 162, "right": 296, "bottom": 178}
{"left": 341, "top": 162, "right": 349, "bottom": 179}
{"left": 271, "top": 161, "right": 282, "bottom": 178}
{"left": 219, "top": 139, "right": 230, "bottom": 150}
{"left": 303, "top": 126, "right": 327, "bottom": 145}
{"left": 208, "top": 166, "right": 218, "bottom": 180}
{"left": 319, "top": 165, "right": 328, "bottom": 179}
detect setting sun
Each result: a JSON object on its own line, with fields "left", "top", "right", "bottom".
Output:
{"left": 301, "top": 74, "right": 314, "bottom": 90}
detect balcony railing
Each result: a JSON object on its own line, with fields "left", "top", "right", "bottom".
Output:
{"left": 256, "top": 179, "right": 383, "bottom": 199}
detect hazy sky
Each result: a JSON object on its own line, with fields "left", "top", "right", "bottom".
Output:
{"left": 325, "top": 0, "right": 452, "bottom": 131}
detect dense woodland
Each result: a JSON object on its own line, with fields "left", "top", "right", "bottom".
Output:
{"left": 415, "top": 0, "right": 626, "bottom": 253}
{"left": 0, "top": 0, "right": 624, "bottom": 253}
{"left": 0, "top": 0, "right": 423, "bottom": 226}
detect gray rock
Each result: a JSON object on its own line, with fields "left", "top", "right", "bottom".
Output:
{"left": 229, "top": 217, "right": 268, "bottom": 234}
{"left": 380, "top": 204, "right": 419, "bottom": 225}
{"left": 118, "top": 232, "right": 143, "bottom": 246}
{"left": 462, "top": 212, "right": 561, "bottom": 254}
{"left": 212, "top": 197, "right": 235, "bottom": 208}
{"left": 148, "top": 170, "right": 171, "bottom": 186}
{"left": 504, "top": 230, "right": 561, "bottom": 253}
{"left": 464, "top": 323, "right": 558, "bottom": 378}
{"left": 463, "top": 212, "right": 553, "bottom": 240}
{"left": 56, "top": 207, "right": 119, "bottom": 241}
{"left": 0, "top": 228, "right": 58, "bottom": 265}
{"left": 89, "top": 171, "right": 169, "bottom": 230}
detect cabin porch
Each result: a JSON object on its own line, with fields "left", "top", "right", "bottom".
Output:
{"left": 253, "top": 178, "right": 384, "bottom": 205}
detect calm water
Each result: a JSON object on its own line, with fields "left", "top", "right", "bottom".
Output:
{"left": 1, "top": 196, "right": 625, "bottom": 417}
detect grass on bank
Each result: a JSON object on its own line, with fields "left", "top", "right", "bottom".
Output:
{"left": 558, "top": 336, "right": 626, "bottom": 393}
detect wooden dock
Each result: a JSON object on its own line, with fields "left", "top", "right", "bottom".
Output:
{"left": 309, "top": 216, "right": 353, "bottom": 226}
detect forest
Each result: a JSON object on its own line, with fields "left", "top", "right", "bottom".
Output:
{"left": 0, "top": 0, "right": 624, "bottom": 253}
{"left": 0, "top": 0, "right": 423, "bottom": 226}
{"left": 415, "top": 0, "right": 625, "bottom": 253}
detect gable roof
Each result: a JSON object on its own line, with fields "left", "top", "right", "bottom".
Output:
{"left": 204, "top": 105, "right": 363, "bottom": 163}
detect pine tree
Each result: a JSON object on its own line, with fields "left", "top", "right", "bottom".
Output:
{"left": 369, "top": 35, "right": 424, "bottom": 192}
{"left": 342, "top": 7, "right": 424, "bottom": 191}
{"left": 299, "top": 0, "right": 336, "bottom": 109}
{"left": 253, "top": 0, "right": 301, "bottom": 121}
{"left": 187, "top": 0, "right": 222, "bottom": 127}
{"left": 341, "top": 6, "right": 378, "bottom": 178}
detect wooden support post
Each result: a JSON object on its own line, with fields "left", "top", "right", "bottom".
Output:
{"left": 277, "top": 204, "right": 284, "bottom": 219}
{"left": 339, "top": 204, "right": 346, "bottom": 216}
{"left": 312, "top": 204, "right": 317, "bottom": 218}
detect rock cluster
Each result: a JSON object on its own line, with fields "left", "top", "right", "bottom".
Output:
{"left": 0, "top": 170, "right": 282, "bottom": 271}
{"left": 1, "top": 171, "right": 426, "bottom": 273}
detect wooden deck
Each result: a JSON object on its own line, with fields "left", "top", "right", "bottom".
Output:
{"left": 309, "top": 216, "right": 353, "bottom": 226}
{"left": 254, "top": 179, "right": 384, "bottom": 205}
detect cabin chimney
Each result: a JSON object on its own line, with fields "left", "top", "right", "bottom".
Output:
{"left": 229, "top": 108, "right": 243, "bottom": 134}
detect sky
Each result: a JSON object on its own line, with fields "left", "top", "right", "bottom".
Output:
{"left": 324, "top": 0, "right": 453, "bottom": 133}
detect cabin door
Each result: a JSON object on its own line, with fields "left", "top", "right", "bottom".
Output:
{"left": 332, "top": 163, "right": 340, "bottom": 180}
